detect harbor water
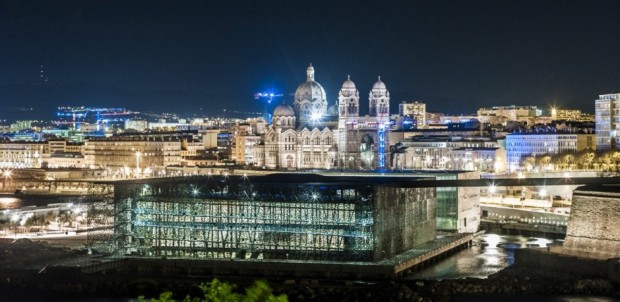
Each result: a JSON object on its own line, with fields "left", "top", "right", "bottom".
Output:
{"left": 407, "top": 233, "right": 560, "bottom": 280}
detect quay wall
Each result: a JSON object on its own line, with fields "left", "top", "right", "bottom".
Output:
{"left": 563, "top": 188, "right": 620, "bottom": 258}
{"left": 515, "top": 248, "right": 609, "bottom": 278}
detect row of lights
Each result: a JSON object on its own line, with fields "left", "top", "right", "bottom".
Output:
{"left": 488, "top": 213, "right": 568, "bottom": 226}
{"left": 488, "top": 183, "right": 548, "bottom": 198}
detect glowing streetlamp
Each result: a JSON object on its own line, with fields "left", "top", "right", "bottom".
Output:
{"left": 488, "top": 184, "right": 497, "bottom": 195}
{"left": 2, "top": 169, "right": 12, "bottom": 191}
{"left": 538, "top": 188, "right": 548, "bottom": 199}
{"left": 135, "top": 151, "right": 141, "bottom": 178}
{"left": 143, "top": 167, "right": 152, "bottom": 177}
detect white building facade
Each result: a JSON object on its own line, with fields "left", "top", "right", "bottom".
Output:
{"left": 254, "top": 65, "right": 391, "bottom": 170}
{"left": 399, "top": 101, "right": 426, "bottom": 128}
{"left": 392, "top": 137, "right": 505, "bottom": 172}
{"left": 595, "top": 93, "right": 620, "bottom": 151}
{"left": 0, "top": 142, "right": 45, "bottom": 168}
{"left": 83, "top": 137, "right": 181, "bottom": 176}
{"left": 505, "top": 132, "right": 595, "bottom": 171}
{"left": 477, "top": 105, "right": 539, "bottom": 125}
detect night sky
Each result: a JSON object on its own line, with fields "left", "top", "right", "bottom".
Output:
{"left": 1, "top": 0, "right": 620, "bottom": 121}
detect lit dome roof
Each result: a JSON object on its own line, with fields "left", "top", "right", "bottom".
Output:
{"left": 327, "top": 104, "right": 339, "bottom": 116}
{"left": 372, "top": 76, "right": 387, "bottom": 90}
{"left": 273, "top": 104, "right": 295, "bottom": 116}
{"left": 341, "top": 75, "right": 356, "bottom": 90}
{"left": 295, "top": 81, "right": 327, "bottom": 102}
{"left": 294, "top": 63, "right": 327, "bottom": 103}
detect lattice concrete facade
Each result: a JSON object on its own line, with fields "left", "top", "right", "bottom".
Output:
{"left": 89, "top": 175, "right": 436, "bottom": 262}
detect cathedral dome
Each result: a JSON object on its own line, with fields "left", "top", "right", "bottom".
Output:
{"left": 273, "top": 104, "right": 295, "bottom": 116}
{"left": 327, "top": 104, "right": 339, "bottom": 116}
{"left": 341, "top": 75, "right": 356, "bottom": 90}
{"left": 295, "top": 81, "right": 327, "bottom": 103}
{"left": 372, "top": 76, "right": 387, "bottom": 90}
{"left": 294, "top": 64, "right": 328, "bottom": 123}
{"left": 294, "top": 63, "right": 327, "bottom": 103}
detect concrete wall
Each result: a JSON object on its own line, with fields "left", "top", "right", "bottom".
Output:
{"left": 515, "top": 248, "right": 609, "bottom": 278}
{"left": 373, "top": 186, "right": 436, "bottom": 261}
{"left": 457, "top": 172, "right": 480, "bottom": 233}
{"left": 563, "top": 187, "right": 620, "bottom": 258}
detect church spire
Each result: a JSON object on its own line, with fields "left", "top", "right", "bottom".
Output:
{"left": 306, "top": 63, "right": 314, "bottom": 81}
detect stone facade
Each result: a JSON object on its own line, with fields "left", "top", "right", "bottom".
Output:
{"left": 255, "top": 65, "right": 391, "bottom": 170}
{"left": 563, "top": 185, "right": 620, "bottom": 258}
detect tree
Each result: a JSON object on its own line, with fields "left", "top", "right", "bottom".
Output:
{"left": 242, "top": 280, "right": 287, "bottom": 302}
{"left": 24, "top": 214, "right": 46, "bottom": 233}
{"left": 577, "top": 152, "right": 595, "bottom": 170}
{"left": 58, "top": 210, "right": 74, "bottom": 231}
{"left": 135, "top": 279, "right": 287, "bottom": 302}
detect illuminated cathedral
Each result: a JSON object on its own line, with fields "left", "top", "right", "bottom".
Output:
{"left": 254, "top": 64, "right": 391, "bottom": 170}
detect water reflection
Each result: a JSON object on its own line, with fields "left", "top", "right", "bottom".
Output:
{"left": 0, "top": 197, "right": 21, "bottom": 210}
{"left": 407, "top": 233, "right": 560, "bottom": 280}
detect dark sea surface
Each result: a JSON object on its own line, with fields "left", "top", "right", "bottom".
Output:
{"left": 407, "top": 233, "right": 563, "bottom": 280}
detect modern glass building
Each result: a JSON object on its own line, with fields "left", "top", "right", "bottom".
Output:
{"left": 90, "top": 174, "right": 437, "bottom": 262}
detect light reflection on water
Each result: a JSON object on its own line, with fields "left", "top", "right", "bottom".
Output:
{"left": 407, "top": 233, "right": 559, "bottom": 280}
{"left": 0, "top": 197, "right": 21, "bottom": 210}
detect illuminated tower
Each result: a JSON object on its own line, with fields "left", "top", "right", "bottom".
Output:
{"left": 369, "top": 76, "right": 390, "bottom": 124}
{"left": 338, "top": 75, "right": 359, "bottom": 129}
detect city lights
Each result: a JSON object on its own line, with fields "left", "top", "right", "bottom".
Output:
{"left": 1, "top": 1, "right": 620, "bottom": 300}
{"left": 538, "top": 188, "right": 548, "bottom": 198}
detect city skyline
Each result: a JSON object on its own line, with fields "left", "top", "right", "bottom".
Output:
{"left": 2, "top": 0, "right": 620, "bottom": 120}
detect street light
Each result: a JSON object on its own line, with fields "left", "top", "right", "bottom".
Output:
{"left": 538, "top": 188, "right": 547, "bottom": 199}
{"left": 135, "top": 151, "right": 141, "bottom": 178}
{"left": 2, "top": 169, "right": 12, "bottom": 192}
{"left": 489, "top": 184, "right": 497, "bottom": 195}
{"left": 143, "top": 167, "right": 152, "bottom": 177}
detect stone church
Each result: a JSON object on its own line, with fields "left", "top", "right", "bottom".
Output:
{"left": 254, "top": 64, "right": 391, "bottom": 170}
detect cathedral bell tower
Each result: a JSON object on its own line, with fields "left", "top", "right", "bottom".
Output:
{"left": 369, "top": 76, "right": 390, "bottom": 124}
{"left": 338, "top": 75, "right": 359, "bottom": 129}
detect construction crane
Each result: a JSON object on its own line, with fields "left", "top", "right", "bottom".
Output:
{"left": 56, "top": 107, "right": 134, "bottom": 131}
{"left": 254, "top": 90, "right": 284, "bottom": 124}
